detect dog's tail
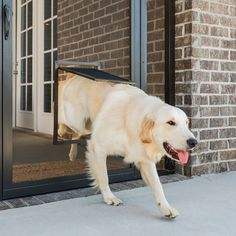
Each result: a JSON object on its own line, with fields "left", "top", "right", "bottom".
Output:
{"left": 85, "top": 140, "right": 100, "bottom": 190}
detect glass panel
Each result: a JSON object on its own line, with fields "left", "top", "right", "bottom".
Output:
{"left": 27, "top": 1, "right": 32, "bottom": 28}
{"left": 54, "top": 0, "right": 132, "bottom": 172}
{"left": 53, "top": 0, "right": 57, "bottom": 16}
{"left": 20, "top": 86, "right": 26, "bottom": 111}
{"left": 13, "top": 0, "right": 132, "bottom": 185}
{"left": 44, "top": 0, "right": 52, "bottom": 20}
{"left": 53, "top": 19, "right": 57, "bottom": 48}
{"left": 21, "top": 0, "right": 26, "bottom": 4}
{"left": 53, "top": 51, "right": 57, "bottom": 79}
{"left": 44, "top": 21, "right": 51, "bottom": 51}
{"left": 27, "top": 85, "right": 32, "bottom": 111}
{"left": 21, "top": 32, "right": 26, "bottom": 57}
{"left": 27, "top": 57, "right": 32, "bottom": 83}
{"left": 21, "top": 5, "right": 26, "bottom": 31}
{"left": 21, "top": 59, "right": 26, "bottom": 83}
{"left": 44, "top": 84, "right": 51, "bottom": 113}
{"left": 27, "top": 29, "right": 32, "bottom": 55}
{"left": 44, "top": 52, "right": 51, "bottom": 81}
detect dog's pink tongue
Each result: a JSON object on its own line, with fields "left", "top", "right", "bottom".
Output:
{"left": 177, "top": 151, "right": 189, "bottom": 164}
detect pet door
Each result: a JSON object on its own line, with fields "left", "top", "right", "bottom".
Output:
{"left": 53, "top": 60, "right": 135, "bottom": 145}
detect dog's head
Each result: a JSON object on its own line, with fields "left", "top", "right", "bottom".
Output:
{"left": 140, "top": 103, "right": 197, "bottom": 164}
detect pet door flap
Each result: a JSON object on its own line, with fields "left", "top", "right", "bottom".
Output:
{"left": 53, "top": 60, "right": 135, "bottom": 145}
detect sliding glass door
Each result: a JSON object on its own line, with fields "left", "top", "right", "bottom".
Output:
{"left": 1, "top": 0, "right": 143, "bottom": 200}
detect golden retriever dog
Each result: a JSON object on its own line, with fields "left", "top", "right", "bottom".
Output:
{"left": 59, "top": 76, "right": 197, "bottom": 219}
{"left": 86, "top": 83, "right": 197, "bottom": 219}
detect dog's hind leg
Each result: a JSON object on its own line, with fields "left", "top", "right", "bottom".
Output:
{"left": 86, "top": 140, "right": 123, "bottom": 206}
{"left": 139, "top": 161, "right": 179, "bottom": 219}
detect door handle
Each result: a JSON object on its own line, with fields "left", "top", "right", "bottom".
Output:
{"left": 3, "top": 4, "right": 11, "bottom": 40}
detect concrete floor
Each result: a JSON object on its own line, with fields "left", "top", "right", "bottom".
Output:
{"left": 0, "top": 172, "right": 236, "bottom": 236}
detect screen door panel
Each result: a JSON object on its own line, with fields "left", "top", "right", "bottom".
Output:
{"left": 12, "top": 0, "right": 132, "bottom": 184}
{"left": 12, "top": 0, "right": 90, "bottom": 183}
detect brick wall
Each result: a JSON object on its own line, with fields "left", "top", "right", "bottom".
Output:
{"left": 58, "top": 0, "right": 166, "bottom": 96}
{"left": 57, "top": 0, "right": 236, "bottom": 176}
{"left": 147, "top": 0, "right": 165, "bottom": 98}
{"left": 175, "top": 0, "right": 236, "bottom": 175}
{"left": 58, "top": 0, "right": 131, "bottom": 80}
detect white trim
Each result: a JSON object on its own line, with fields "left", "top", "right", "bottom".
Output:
{"left": 32, "top": 0, "right": 38, "bottom": 132}
{"left": 14, "top": 0, "right": 57, "bottom": 134}
{"left": 37, "top": 0, "right": 58, "bottom": 134}
{"left": 15, "top": 0, "right": 34, "bottom": 130}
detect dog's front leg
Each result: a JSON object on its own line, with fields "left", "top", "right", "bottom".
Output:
{"left": 86, "top": 141, "right": 123, "bottom": 206}
{"left": 139, "top": 161, "right": 179, "bottom": 219}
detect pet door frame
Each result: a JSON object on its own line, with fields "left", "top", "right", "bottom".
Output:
{"left": 0, "top": 0, "right": 175, "bottom": 200}
{"left": 53, "top": 60, "right": 136, "bottom": 145}
{"left": 53, "top": 60, "right": 100, "bottom": 145}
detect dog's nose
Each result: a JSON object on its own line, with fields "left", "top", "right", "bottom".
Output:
{"left": 187, "top": 138, "right": 198, "bottom": 148}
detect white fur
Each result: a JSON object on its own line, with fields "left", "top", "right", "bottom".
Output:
{"left": 58, "top": 76, "right": 113, "bottom": 161}
{"left": 86, "top": 84, "right": 195, "bottom": 218}
{"left": 59, "top": 77, "right": 196, "bottom": 219}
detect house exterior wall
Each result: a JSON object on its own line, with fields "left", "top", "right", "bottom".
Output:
{"left": 58, "top": 0, "right": 166, "bottom": 93}
{"left": 58, "top": 0, "right": 131, "bottom": 80}
{"left": 175, "top": 0, "right": 236, "bottom": 175}
{"left": 57, "top": 0, "right": 236, "bottom": 176}
{"left": 147, "top": 0, "right": 165, "bottom": 99}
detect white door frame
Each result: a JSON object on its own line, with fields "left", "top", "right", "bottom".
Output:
{"left": 15, "top": 0, "right": 35, "bottom": 130}
{"left": 37, "top": 0, "right": 57, "bottom": 134}
{"left": 14, "top": 0, "right": 56, "bottom": 134}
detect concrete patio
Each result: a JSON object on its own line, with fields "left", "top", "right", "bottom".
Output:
{"left": 0, "top": 171, "right": 235, "bottom": 236}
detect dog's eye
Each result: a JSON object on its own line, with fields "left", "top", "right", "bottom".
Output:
{"left": 167, "top": 121, "right": 176, "bottom": 126}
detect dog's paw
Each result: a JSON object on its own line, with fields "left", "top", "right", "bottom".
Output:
{"left": 104, "top": 195, "right": 123, "bottom": 206}
{"left": 159, "top": 204, "right": 179, "bottom": 219}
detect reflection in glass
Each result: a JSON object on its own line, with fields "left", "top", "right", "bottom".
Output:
{"left": 44, "top": 52, "right": 51, "bottom": 81}
{"left": 53, "top": 51, "right": 57, "bottom": 79}
{"left": 21, "top": 5, "right": 26, "bottom": 31}
{"left": 28, "top": 1, "right": 32, "bottom": 28}
{"left": 13, "top": 0, "right": 130, "bottom": 185}
{"left": 27, "top": 57, "right": 32, "bottom": 83}
{"left": 44, "top": 0, "right": 52, "bottom": 20}
{"left": 21, "top": 59, "right": 26, "bottom": 83}
{"left": 27, "top": 29, "right": 32, "bottom": 55}
{"left": 20, "top": 86, "right": 26, "bottom": 111}
{"left": 44, "top": 21, "right": 51, "bottom": 51}
{"left": 44, "top": 83, "right": 51, "bottom": 112}
{"left": 53, "top": 19, "right": 57, "bottom": 48}
{"left": 53, "top": 0, "right": 57, "bottom": 16}
{"left": 21, "top": 32, "right": 26, "bottom": 57}
{"left": 27, "top": 85, "right": 33, "bottom": 111}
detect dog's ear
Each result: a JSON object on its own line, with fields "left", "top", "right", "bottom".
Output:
{"left": 140, "top": 117, "right": 155, "bottom": 144}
